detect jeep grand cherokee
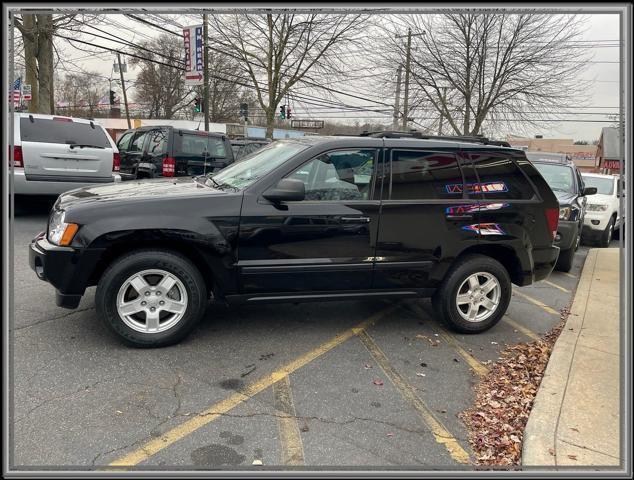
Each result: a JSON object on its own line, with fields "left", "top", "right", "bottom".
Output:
{"left": 30, "top": 135, "right": 560, "bottom": 347}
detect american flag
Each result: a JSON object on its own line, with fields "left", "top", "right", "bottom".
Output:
{"left": 11, "top": 77, "right": 21, "bottom": 107}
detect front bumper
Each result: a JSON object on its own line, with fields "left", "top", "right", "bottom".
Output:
{"left": 583, "top": 211, "right": 611, "bottom": 232}
{"left": 29, "top": 233, "right": 103, "bottom": 309}
{"left": 554, "top": 220, "right": 578, "bottom": 251}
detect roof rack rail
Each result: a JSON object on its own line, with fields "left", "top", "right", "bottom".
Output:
{"left": 358, "top": 130, "right": 512, "bottom": 147}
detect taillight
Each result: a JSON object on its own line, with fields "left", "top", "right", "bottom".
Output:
{"left": 162, "top": 157, "right": 176, "bottom": 177}
{"left": 9, "top": 145, "right": 23, "bottom": 168}
{"left": 545, "top": 207, "right": 559, "bottom": 241}
{"left": 112, "top": 152, "right": 120, "bottom": 172}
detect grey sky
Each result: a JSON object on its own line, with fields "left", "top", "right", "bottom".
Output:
{"left": 20, "top": 11, "right": 622, "bottom": 142}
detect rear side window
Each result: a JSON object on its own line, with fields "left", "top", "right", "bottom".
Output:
{"left": 390, "top": 150, "right": 463, "bottom": 200}
{"left": 20, "top": 118, "right": 111, "bottom": 148}
{"left": 208, "top": 137, "right": 227, "bottom": 158}
{"left": 145, "top": 129, "right": 168, "bottom": 156}
{"left": 116, "top": 131, "right": 135, "bottom": 152}
{"left": 471, "top": 153, "right": 535, "bottom": 200}
{"left": 128, "top": 131, "right": 149, "bottom": 153}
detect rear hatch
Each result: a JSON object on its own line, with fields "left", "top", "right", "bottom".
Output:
{"left": 19, "top": 116, "right": 114, "bottom": 182}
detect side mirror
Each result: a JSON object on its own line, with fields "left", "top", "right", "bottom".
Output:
{"left": 583, "top": 186, "right": 597, "bottom": 196}
{"left": 263, "top": 178, "right": 305, "bottom": 203}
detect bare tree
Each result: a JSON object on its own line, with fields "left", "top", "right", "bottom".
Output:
{"left": 209, "top": 12, "right": 368, "bottom": 137}
{"left": 56, "top": 71, "right": 108, "bottom": 118}
{"left": 376, "top": 13, "right": 590, "bottom": 136}
{"left": 129, "top": 34, "right": 191, "bottom": 119}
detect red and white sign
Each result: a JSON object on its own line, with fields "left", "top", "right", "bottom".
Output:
{"left": 22, "top": 84, "right": 32, "bottom": 101}
{"left": 603, "top": 159, "right": 621, "bottom": 170}
{"left": 183, "top": 24, "right": 204, "bottom": 86}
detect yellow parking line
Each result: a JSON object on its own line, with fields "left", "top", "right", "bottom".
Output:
{"left": 503, "top": 316, "right": 541, "bottom": 342}
{"left": 559, "top": 271, "right": 577, "bottom": 279}
{"left": 512, "top": 289, "right": 560, "bottom": 316}
{"left": 109, "top": 304, "right": 398, "bottom": 467}
{"left": 542, "top": 280, "right": 570, "bottom": 294}
{"left": 358, "top": 330, "right": 471, "bottom": 464}
{"left": 406, "top": 302, "right": 488, "bottom": 377}
{"left": 273, "top": 375, "right": 305, "bottom": 466}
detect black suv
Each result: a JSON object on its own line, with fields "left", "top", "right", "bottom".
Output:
{"left": 116, "top": 126, "right": 234, "bottom": 179}
{"left": 526, "top": 152, "right": 596, "bottom": 272}
{"left": 30, "top": 135, "right": 560, "bottom": 347}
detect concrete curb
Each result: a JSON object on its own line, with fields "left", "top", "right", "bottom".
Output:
{"left": 522, "top": 248, "right": 620, "bottom": 467}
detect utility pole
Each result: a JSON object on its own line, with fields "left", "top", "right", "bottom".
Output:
{"left": 438, "top": 86, "right": 448, "bottom": 135}
{"left": 393, "top": 65, "right": 402, "bottom": 130}
{"left": 203, "top": 13, "right": 210, "bottom": 132}
{"left": 402, "top": 28, "right": 412, "bottom": 130}
{"left": 117, "top": 53, "right": 131, "bottom": 129}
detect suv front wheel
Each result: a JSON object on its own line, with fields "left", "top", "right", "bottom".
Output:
{"left": 96, "top": 249, "right": 208, "bottom": 347}
{"left": 432, "top": 255, "right": 511, "bottom": 333}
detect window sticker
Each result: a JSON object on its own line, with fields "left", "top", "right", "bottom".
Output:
{"left": 462, "top": 223, "right": 506, "bottom": 235}
{"left": 445, "top": 203, "right": 509, "bottom": 215}
{"left": 444, "top": 181, "right": 509, "bottom": 194}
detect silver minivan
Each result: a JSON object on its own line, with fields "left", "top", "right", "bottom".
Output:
{"left": 11, "top": 113, "right": 121, "bottom": 195}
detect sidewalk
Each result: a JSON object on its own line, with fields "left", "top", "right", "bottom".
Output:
{"left": 522, "top": 248, "right": 621, "bottom": 467}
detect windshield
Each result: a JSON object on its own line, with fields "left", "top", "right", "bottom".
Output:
{"left": 582, "top": 175, "right": 614, "bottom": 195}
{"left": 208, "top": 141, "right": 308, "bottom": 190}
{"left": 533, "top": 163, "right": 575, "bottom": 193}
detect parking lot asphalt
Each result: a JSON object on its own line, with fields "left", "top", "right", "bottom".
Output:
{"left": 10, "top": 198, "right": 619, "bottom": 470}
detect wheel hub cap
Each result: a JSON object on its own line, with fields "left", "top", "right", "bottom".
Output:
{"left": 116, "top": 269, "right": 188, "bottom": 334}
{"left": 455, "top": 272, "right": 501, "bottom": 323}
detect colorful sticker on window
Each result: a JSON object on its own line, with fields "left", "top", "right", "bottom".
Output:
{"left": 445, "top": 181, "right": 508, "bottom": 194}
{"left": 445, "top": 203, "right": 510, "bottom": 215}
{"left": 462, "top": 223, "right": 506, "bottom": 235}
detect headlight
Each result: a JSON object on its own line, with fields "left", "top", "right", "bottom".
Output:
{"left": 47, "top": 210, "right": 79, "bottom": 246}
{"left": 587, "top": 204, "right": 609, "bottom": 212}
{"left": 559, "top": 206, "right": 572, "bottom": 220}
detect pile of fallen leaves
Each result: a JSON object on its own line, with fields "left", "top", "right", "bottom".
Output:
{"left": 459, "top": 307, "right": 570, "bottom": 466}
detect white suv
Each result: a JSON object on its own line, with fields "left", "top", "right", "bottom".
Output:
{"left": 581, "top": 173, "right": 623, "bottom": 247}
{"left": 10, "top": 113, "right": 121, "bottom": 195}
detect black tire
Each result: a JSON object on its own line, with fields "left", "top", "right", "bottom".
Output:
{"left": 555, "top": 228, "right": 580, "bottom": 272}
{"left": 96, "top": 249, "right": 208, "bottom": 348}
{"left": 431, "top": 254, "right": 511, "bottom": 334}
{"left": 599, "top": 216, "right": 615, "bottom": 248}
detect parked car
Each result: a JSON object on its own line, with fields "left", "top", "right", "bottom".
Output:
{"left": 116, "top": 126, "right": 234, "bottom": 179}
{"left": 581, "top": 173, "right": 623, "bottom": 247}
{"left": 30, "top": 135, "right": 561, "bottom": 347}
{"left": 230, "top": 138, "right": 271, "bottom": 161}
{"left": 526, "top": 152, "right": 596, "bottom": 272}
{"left": 11, "top": 113, "right": 121, "bottom": 196}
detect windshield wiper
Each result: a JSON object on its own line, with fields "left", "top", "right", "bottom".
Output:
{"left": 68, "top": 143, "right": 105, "bottom": 149}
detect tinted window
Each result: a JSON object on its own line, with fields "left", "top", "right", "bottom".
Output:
{"left": 128, "top": 131, "right": 149, "bottom": 153}
{"left": 180, "top": 135, "right": 208, "bottom": 156}
{"left": 390, "top": 150, "right": 463, "bottom": 200}
{"left": 472, "top": 153, "right": 535, "bottom": 199}
{"left": 20, "top": 118, "right": 110, "bottom": 148}
{"left": 208, "top": 137, "right": 227, "bottom": 157}
{"left": 582, "top": 175, "right": 614, "bottom": 195}
{"left": 145, "top": 129, "right": 168, "bottom": 156}
{"left": 287, "top": 149, "right": 377, "bottom": 201}
{"left": 116, "top": 131, "right": 135, "bottom": 152}
{"left": 533, "top": 163, "right": 576, "bottom": 194}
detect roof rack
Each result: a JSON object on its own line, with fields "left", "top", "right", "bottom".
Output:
{"left": 358, "top": 130, "right": 512, "bottom": 147}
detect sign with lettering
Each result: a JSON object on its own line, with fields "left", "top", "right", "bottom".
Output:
{"left": 183, "top": 25, "right": 204, "bottom": 85}
{"left": 291, "top": 119, "right": 324, "bottom": 129}
{"left": 603, "top": 159, "right": 621, "bottom": 170}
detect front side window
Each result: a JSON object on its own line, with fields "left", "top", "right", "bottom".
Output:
{"left": 390, "top": 150, "right": 463, "bottom": 200}
{"left": 286, "top": 149, "right": 377, "bottom": 201}
{"left": 210, "top": 141, "right": 308, "bottom": 190}
{"left": 533, "top": 163, "right": 576, "bottom": 194}
{"left": 582, "top": 175, "right": 615, "bottom": 195}
{"left": 128, "top": 131, "right": 149, "bottom": 153}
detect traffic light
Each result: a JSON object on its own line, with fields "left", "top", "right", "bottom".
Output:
{"left": 239, "top": 102, "right": 249, "bottom": 120}
{"left": 279, "top": 105, "right": 286, "bottom": 120}
{"left": 194, "top": 98, "right": 202, "bottom": 113}
{"left": 286, "top": 106, "right": 292, "bottom": 119}
{"left": 109, "top": 90, "right": 116, "bottom": 105}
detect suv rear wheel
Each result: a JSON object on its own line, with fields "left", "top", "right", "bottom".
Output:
{"left": 432, "top": 254, "right": 511, "bottom": 333}
{"left": 96, "top": 249, "right": 207, "bottom": 347}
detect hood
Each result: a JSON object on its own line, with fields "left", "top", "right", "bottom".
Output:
{"left": 55, "top": 177, "right": 229, "bottom": 211}
{"left": 552, "top": 190, "right": 577, "bottom": 206}
{"left": 586, "top": 193, "right": 613, "bottom": 205}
